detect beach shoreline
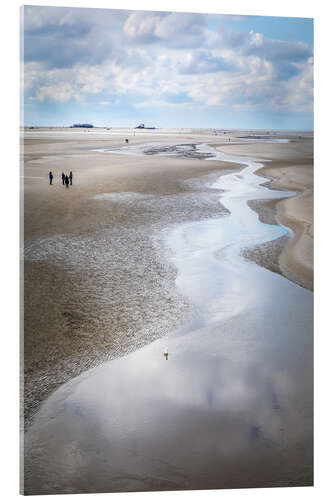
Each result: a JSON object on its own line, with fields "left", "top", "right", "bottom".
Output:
{"left": 22, "top": 130, "right": 313, "bottom": 428}
{"left": 213, "top": 139, "right": 313, "bottom": 290}
{"left": 23, "top": 130, "right": 243, "bottom": 427}
{"left": 23, "top": 131, "right": 314, "bottom": 493}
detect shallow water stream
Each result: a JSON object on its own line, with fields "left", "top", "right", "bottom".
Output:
{"left": 24, "top": 144, "right": 313, "bottom": 494}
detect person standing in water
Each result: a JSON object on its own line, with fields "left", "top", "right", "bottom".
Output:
{"left": 49, "top": 171, "right": 53, "bottom": 185}
{"left": 61, "top": 172, "right": 65, "bottom": 185}
{"left": 69, "top": 171, "right": 73, "bottom": 185}
{"left": 65, "top": 175, "right": 69, "bottom": 188}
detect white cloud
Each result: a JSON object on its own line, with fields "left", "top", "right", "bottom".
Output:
{"left": 123, "top": 11, "right": 206, "bottom": 47}
{"left": 36, "top": 82, "right": 79, "bottom": 103}
{"left": 23, "top": 62, "right": 43, "bottom": 90}
{"left": 154, "top": 12, "right": 204, "bottom": 38}
{"left": 124, "top": 11, "right": 160, "bottom": 40}
{"left": 23, "top": 7, "right": 313, "bottom": 115}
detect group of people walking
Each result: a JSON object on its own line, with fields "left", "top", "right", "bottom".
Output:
{"left": 49, "top": 171, "right": 73, "bottom": 187}
{"left": 62, "top": 171, "right": 73, "bottom": 187}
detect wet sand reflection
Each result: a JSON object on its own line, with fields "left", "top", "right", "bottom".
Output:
{"left": 24, "top": 148, "right": 313, "bottom": 494}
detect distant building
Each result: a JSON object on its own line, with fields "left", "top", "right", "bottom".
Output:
{"left": 135, "top": 123, "right": 156, "bottom": 129}
{"left": 71, "top": 123, "right": 94, "bottom": 128}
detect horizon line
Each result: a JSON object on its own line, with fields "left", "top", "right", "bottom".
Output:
{"left": 22, "top": 125, "right": 314, "bottom": 132}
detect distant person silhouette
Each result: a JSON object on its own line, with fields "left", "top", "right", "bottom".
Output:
{"left": 65, "top": 175, "right": 69, "bottom": 188}
{"left": 49, "top": 171, "right": 53, "bottom": 185}
{"left": 69, "top": 171, "right": 73, "bottom": 185}
{"left": 125, "top": 138, "right": 129, "bottom": 143}
{"left": 61, "top": 172, "right": 65, "bottom": 185}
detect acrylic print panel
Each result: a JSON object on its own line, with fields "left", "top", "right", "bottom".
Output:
{"left": 21, "top": 4, "right": 314, "bottom": 495}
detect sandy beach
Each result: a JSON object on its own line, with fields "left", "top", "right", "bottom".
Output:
{"left": 22, "top": 128, "right": 313, "bottom": 493}
{"left": 214, "top": 138, "right": 313, "bottom": 290}
{"left": 23, "top": 128, "right": 243, "bottom": 425}
{"left": 23, "top": 129, "right": 313, "bottom": 425}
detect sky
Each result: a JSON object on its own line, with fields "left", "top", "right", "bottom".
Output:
{"left": 22, "top": 6, "right": 314, "bottom": 130}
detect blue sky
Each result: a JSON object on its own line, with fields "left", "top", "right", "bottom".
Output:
{"left": 22, "top": 6, "right": 313, "bottom": 130}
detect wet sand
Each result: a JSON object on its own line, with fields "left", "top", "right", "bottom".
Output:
{"left": 23, "top": 129, "right": 242, "bottom": 426}
{"left": 23, "top": 132, "right": 313, "bottom": 494}
{"left": 22, "top": 129, "right": 313, "bottom": 425}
